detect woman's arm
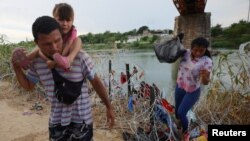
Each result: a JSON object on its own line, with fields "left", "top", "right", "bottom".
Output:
{"left": 200, "top": 69, "right": 210, "bottom": 85}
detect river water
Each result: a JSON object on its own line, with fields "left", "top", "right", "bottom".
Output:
{"left": 89, "top": 49, "right": 174, "bottom": 96}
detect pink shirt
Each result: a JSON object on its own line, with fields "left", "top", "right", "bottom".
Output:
{"left": 177, "top": 50, "right": 213, "bottom": 93}
{"left": 63, "top": 26, "right": 77, "bottom": 43}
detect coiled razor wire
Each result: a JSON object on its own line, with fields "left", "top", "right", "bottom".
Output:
{"left": 90, "top": 52, "right": 182, "bottom": 140}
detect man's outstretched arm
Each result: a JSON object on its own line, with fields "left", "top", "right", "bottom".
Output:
{"left": 89, "top": 74, "right": 115, "bottom": 128}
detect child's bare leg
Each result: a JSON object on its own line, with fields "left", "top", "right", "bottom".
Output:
{"left": 27, "top": 47, "right": 40, "bottom": 60}
{"left": 38, "top": 50, "right": 56, "bottom": 69}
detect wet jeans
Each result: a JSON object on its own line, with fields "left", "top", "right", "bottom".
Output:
{"left": 174, "top": 84, "right": 200, "bottom": 133}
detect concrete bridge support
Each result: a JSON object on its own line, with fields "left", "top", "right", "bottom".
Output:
{"left": 174, "top": 12, "right": 211, "bottom": 49}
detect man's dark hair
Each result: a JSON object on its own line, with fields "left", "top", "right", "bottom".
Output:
{"left": 32, "top": 16, "right": 60, "bottom": 41}
{"left": 191, "top": 37, "right": 211, "bottom": 58}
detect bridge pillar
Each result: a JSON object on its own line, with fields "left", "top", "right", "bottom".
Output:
{"left": 174, "top": 12, "right": 211, "bottom": 49}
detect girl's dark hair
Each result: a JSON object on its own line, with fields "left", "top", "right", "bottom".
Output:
{"left": 32, "top": 16, "right": 60, "bottom": 41}
{"left": 191, "top": 37, "right": 212, "bottom": 58}
{"left": 53, "top": 3, "right": 74, "bottom": 20}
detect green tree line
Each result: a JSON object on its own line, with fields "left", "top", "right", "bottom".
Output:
{"left": 211, "top": 20, "right": 250, "bottom": 49}
{"left": 1, "top": 20, "right": 249, "bottom": 50}
{"left": 79, "top": 26, "right": 155, "bottom": 44}
{"left": 79, "top": 20, "right": 250, "bottom": 49}
{"left": 78, "top": 26, "right": 170, "bottom": 50}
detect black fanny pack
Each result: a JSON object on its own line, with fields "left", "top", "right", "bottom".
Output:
{"left": 51, "top": 69, "right": 84, "bottom": 105}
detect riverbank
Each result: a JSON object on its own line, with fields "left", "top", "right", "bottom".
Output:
{"left": 0, "top": 81, "right": 123, "bottom": 141}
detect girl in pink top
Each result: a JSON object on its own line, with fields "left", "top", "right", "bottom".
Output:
{"left": 174, "top": 37, "right": 212, "bottom": 141}
{"left": 25, "top": 3, "right": 81, "bottom": 70}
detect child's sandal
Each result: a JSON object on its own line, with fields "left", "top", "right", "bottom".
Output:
{"left": 12, "top": 48, "right": 31, "bottom": 70}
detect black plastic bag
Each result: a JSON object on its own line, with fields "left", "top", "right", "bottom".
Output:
{"left": 154, "top": 35, "right": 186, "bottom": 63}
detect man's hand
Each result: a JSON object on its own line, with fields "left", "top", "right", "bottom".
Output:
{"left": 106, "top": 106, "right": 115, "bottom": 128}
{"left": 90, "top": 75, "right": 116, "bottom": 128}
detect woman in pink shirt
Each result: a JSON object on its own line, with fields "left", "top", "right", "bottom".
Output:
{"left": 175, "top": 37, "right": 213, "bottom": 141}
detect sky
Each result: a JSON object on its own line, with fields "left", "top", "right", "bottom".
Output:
{"left": 0, "top": 0, "right": 249, "bottom": 43}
